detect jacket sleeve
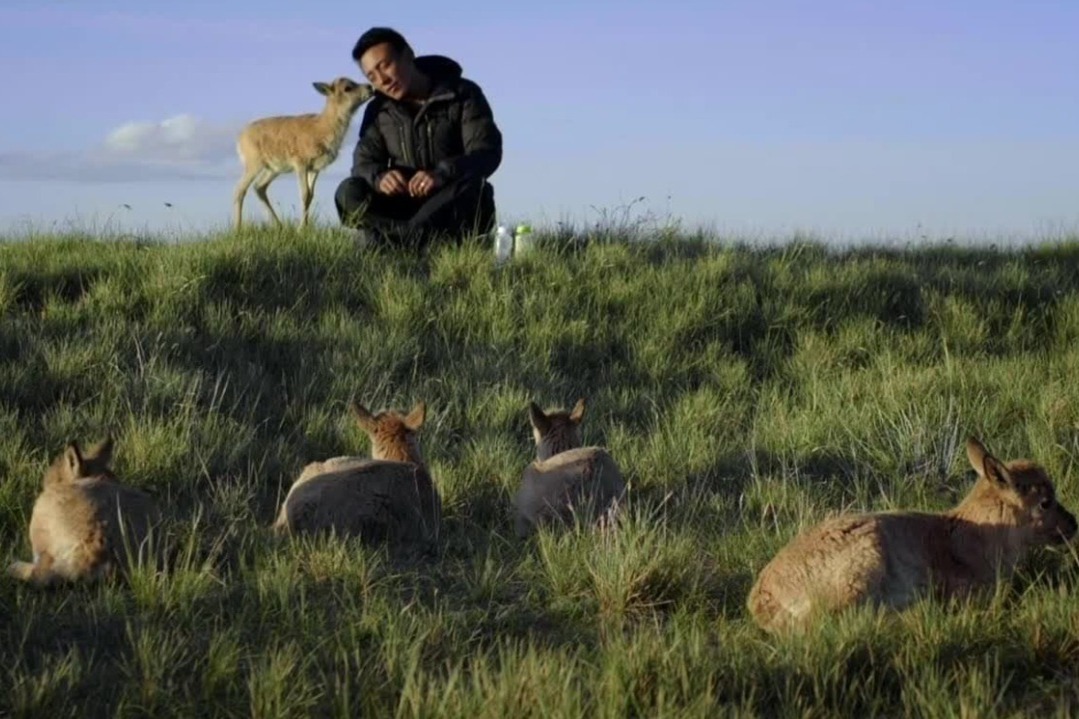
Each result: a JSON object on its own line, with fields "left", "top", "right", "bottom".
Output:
{"left": 434, "top": 81, "right": 503, "bottom": 183}
{"left": 350, "top": 101, "right": 388, "bottom": 187}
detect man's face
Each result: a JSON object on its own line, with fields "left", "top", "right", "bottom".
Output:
{"left": 360, "top": 42, "right": 413, "bottom": 101}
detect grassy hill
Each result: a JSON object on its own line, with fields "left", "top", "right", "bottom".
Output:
{"left": 2, "top": 227, "right": 1079, "bottom": 717}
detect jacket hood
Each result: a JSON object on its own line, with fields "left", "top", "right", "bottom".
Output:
{"left": 415, "top": 55, "right": 463, "bottom": 83}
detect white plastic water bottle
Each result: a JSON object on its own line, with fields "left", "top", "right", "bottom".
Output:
{"left": 494, "top": 225, "right": 513, "bottom": 263}
{"left": 514, "top": 224, "right": 535, "bottom": 256}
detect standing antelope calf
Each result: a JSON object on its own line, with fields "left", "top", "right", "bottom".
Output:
{"left": 233, "top": 78, "right": 375, "bottom": 229}
{"left": 8, "top": 437, "right": 162, "bottom": 587}
{"left": 513, "top": 399, "right": 626, "bottom": 537}
{"left": 272, "top": 400, "right": 442, "bottom": 550}
{"left": 747, "top": 437, "right": 1078, "bottom": 634}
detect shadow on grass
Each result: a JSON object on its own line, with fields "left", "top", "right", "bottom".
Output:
{"left": 6, "top": 267, "right": 107, "bottom": 312}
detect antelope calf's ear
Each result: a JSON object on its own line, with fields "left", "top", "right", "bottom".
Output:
{"left": 404, "top": 402, "right": 426, "bottom": 431}
{"left": 93, "top": 436, "right": 115, "bottom": 462}
{"left": 967, "top": 436, "right": 1014, "bottom": 488}
{"left": 351, "top": 401, "right": 378, "bottom": 433}
{"left": 528, "top": 402, "right": 551, "bottom": 434}
{"left": 569, "top": 398, "right": 586, "bottom": 424}
{"left": 64, "top": 442, "right": 85, "bottom": 476}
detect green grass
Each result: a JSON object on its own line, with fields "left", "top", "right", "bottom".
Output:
{"left": 3, "top": 225, "right": 1079, "bottom": 717}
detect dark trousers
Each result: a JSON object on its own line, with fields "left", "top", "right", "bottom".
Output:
{"left": 335, "top": 175, "right": 496, "bottom": 249}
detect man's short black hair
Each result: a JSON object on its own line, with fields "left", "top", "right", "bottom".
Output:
{"left": 352, "top": 27, "right": 412, "bottom": 62}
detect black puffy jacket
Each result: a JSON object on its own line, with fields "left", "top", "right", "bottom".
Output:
{"left": 349, "top": 55, "right": 503, "bottom": 188}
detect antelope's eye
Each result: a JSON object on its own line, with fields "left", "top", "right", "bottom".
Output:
{"left": 1040, "top": 498, "right": 1053, "bottom": 510}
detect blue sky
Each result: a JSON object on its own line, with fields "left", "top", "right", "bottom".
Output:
{"left": 2, "top": 0, "right": 1079, "bottom": 241}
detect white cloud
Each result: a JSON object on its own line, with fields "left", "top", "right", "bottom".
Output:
{"left": 0, "top": 114, "right": 243, "bottom": 183}
{"left": 105, "top": 114, "right": 237, "bottom": 163}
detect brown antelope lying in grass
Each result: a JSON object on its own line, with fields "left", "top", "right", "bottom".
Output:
{"left": 747, "top": 436, "right": 1078, "bottom": 634}
{"left": 513, "top": 398, "right": 626, "bottom": 537}
{"left": 233, "top": 77, "right": 375, "bottom": 229}
{"left": 272, "top": 401, "right": 441, "bottom": 550}
{"left": 7, "top": 437, "right": 162, "bottom": 587}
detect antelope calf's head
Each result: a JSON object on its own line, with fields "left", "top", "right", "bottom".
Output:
{"left": 351, "top": 400, "right": 427, "bottom": 463}
{"left": 528, "top": 398, "right": 586, "bottom": 461}
{"left": 313, "top": 77, "right": 376, "bottom": 112}
{"left": 966, "top": 437, "right": 1078, "bottom": 547}
{"left": 44, "top": 436, "right": 116, "bottom": 486}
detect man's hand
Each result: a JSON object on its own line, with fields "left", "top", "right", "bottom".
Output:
{"left": 377, "top": 169, "right": 409, "bottom": 195}
{"left": 408, "top": 170, "right": 442, "bottom": 198}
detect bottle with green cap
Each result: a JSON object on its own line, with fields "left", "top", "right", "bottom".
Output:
{"left": 493, "top": 224, "right": 513, "bottom": 264}
{"left": 514, "top": 223, "right": 534, "bottom": 256}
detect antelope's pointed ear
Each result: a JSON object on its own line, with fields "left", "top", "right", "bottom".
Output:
{"left": 350, "top": 401, "right": 378, "bottom": 433}
{"left": 528, "top": 402, "right": 550, "bottom": 434}
{"left": 967, "top": 436, "right": 1011, "bottom": 488}
{"left": 966, "top": 437, "right": 988, "bottom": 475}
{"left": 404, "top": 402, "right": 426, "bottom": 431}
{"left": 313, "top": 81, "right": 331, "bottom": 96}
{"left": 92, "top": 436, "right": 115, "bottom": 465}
{"left": 983, "top": 454, "right": 1013, "bottom": 488}
{"left": 64, "top": 442, "right": 84, "bottom": 476}
{"left": 569, "top": 398, "right": 586, "bottom": 424}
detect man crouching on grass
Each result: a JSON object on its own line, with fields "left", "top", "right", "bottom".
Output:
{"left": 335, "top": 27, "right": 503, "bottom": 250}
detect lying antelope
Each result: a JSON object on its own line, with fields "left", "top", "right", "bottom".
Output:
{"left": 746, "top": 436, "right": 1078, "bottom": 634}
{"left": 8, "top": 437, "right": 162, "bottom": 587}
{"left": 513, "top": 398, "right": 626, "bottom": 537}
{"left": 233, "top": 77, "right": 375, "bottom": 229}
{"left": 272, "top": 400, "right": 441, "bottom": 550}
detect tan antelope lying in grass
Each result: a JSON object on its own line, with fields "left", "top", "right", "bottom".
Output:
{"left": 273, "top": 401, "right": 441, "bottom": 550}
{"left": 233, "top": 77, "right": 375, "bottom": 229}
{"left": 513, "top": 398, "right": 626, "bottom": 537}
{"left": 747, "top": 436, "right": 1078, "bottom": 634}
{"left": 8, "top": 437, "right": 162, "bottom": 587}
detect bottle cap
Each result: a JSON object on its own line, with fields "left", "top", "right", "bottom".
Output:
{"left": 515, "top": 224, "right": 533, "bottom": 234}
